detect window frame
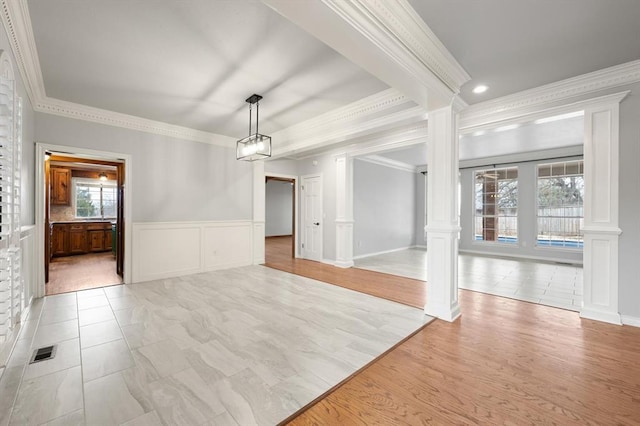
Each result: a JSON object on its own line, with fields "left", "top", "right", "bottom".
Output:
{"left": 73, "top": 177, "right": 117, "bottom": 220}
{"left": 535, "top": 159, "right": 584, "bottom": 251}
{"left": 473, "top": 166, "right": 519, "bottom": 245}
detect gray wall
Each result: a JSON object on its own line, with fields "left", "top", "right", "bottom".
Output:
{"left": 34, "top": 113, "right": 253, "bottom": 222}
{"left": 353, "top": 159, "right": 416, "bottom": 257}
{"left": 459, "top": 156, "right": 584, "bottom": 264}
{"left": 618, "top": 81, "right": 640, "bottom": 319}
{"left": 265, "top": 179, "right": 293, "bottom": 236}
{"left": 265, "top": 158, "right": 298, "bottom": 176}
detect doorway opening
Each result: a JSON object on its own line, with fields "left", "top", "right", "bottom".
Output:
{"left": 265, "top": 176, "right": 295, "bottom": 263}
{"left": 44, "top": 152, "right": 125, "bottom": 295}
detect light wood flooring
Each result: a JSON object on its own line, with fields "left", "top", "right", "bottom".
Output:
{"left": 266, "top": 237, "right": 640, "bottom": 425}
{"left": 266, "top": 236, "right": 427, "bottom": 309}
{"left": 47, "top": 252, "right": 123, "bottom": 296}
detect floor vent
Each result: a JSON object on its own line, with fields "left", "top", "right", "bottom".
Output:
{"left": 30, "top": 345, "right": 57, "bottom": 364}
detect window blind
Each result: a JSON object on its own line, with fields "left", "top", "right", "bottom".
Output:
{"left": 0, "top": 58, "right": 22, "bottom": 353}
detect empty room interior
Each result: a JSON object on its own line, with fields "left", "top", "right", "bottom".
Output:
{"left": 1, "top": 1, "right": 639, "bottom": 425}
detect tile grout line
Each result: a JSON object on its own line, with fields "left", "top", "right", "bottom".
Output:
{"left": 6, "top": 295, "right": 45, "bottom": 425}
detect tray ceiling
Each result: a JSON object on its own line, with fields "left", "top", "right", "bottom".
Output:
{"left": 27, "top": 0, "right": 388, "bottom": 138}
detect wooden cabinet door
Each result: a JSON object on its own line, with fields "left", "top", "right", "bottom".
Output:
{"left": 88, "top": 230, "right": 105, "bottom": 252}
{"left": 51, "top": 168, "right": 71, "bottom": 205}
{"left": 51, "top": 224, "right": 69, "bottom": 257}
{"left": 104, "top": 229, "right": 113, "bottom": 252}
{"left": 69, "top": 229, "right": 87, "bottom": 254}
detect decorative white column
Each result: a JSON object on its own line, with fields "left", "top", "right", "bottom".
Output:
{"left": 335, "top": 154, "right": 354, "bottom": 268}
{"left": 425, "top": 105, "right": 461, "bottom": 322}
{"left": 252, "top": 161, "right": 266, "bottom": 265}
{"left": 581, "top": 93, "right": 627, "bottom": 325}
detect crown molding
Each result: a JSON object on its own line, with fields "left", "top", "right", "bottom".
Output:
{"left": 36, "top": 97, "right": 236, "bottom": 146}
{"left": 0, "top": 0, "right": 45, "bottom": 103}
{"left": 460, "top": 60, "right": 640, "bottom": 129}
{"left": 376, "top": 0, "right": 470, "bottom": 91}
{"left": 321, "top": 0, "right": 469, "bottom": 106}
{"left": 272, "top": 88, "right": 426, "bottom": 157}
{"left": 357, "top": 154, "right": 417, "bottom": 173}
{"left": 294, "top": 121, "right": 427, "bottom": 161}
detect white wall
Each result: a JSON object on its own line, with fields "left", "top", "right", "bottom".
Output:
{"left": 265, "top": 180, "right": 293, "bottom": 237}
{"left": 34, "top": 113, "right": 253, "bottom": 222}
{"left": 353, "top": 159, "right": 416, "bottom": 257}
{"left": 415, "top": 172, "right": 426, "bottom": 246}
{"left": 265, "top": 158, "right": 298, "bottom": 176}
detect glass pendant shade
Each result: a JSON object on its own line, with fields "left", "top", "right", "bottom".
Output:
{"left": 236, "top": 133, "right": 271, "bottom": 161}
{"left": 236, "top": 94, "right": 271, "bottom": 161}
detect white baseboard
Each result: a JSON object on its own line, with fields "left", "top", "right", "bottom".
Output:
{"left": 621, "top": 315, "right": 640, "bottom": 328}
{"left": 334, "top": 260, "right": 354, "bottom": 268}
{"left": 353, "top": 245, "right": 416, "bottom": 260}
{"left": 459, "top": 249, "right": 583, "bottom": 266}
{"left": 580, "top": 307, "right": 622, "bottom": 325}
{"left": 132, "top": 220, "right": 254, "bottom": 283}
{"left": 414, "top": 244, "right": 428, "bottom": 249}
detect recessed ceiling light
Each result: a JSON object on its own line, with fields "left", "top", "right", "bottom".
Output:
{"left": 472, "top": 85, "right": 488, "bottom": 94}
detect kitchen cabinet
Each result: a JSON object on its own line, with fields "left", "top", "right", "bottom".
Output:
{"left": 88, "top": 230, "right": 105, "bottom": 252}
{"left": 69, "top": 224, "right": 87, "bottom": 254}
{"left": 51, "top": 222, "right": 114, "bottom": 257}
{"left": 51, "top": 168, "right": 71, "bottom": 205}
{"left": 88, "top": 222, "right": 112, "bottom": 252}
{"left": 51, "top": 224, "right": 69, "bottom": 257}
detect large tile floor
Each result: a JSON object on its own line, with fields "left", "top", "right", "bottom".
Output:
{"left": 1, "top": 266, "right": 430, "bottom": 425}
{"left": 355, "top": 248, "right": 583, "bottom": 311}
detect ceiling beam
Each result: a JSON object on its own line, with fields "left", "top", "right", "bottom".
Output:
{"left": 261, "top": 0, "right": 470, "bottom": 111}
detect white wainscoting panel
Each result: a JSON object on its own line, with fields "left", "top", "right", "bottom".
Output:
{"left": 19, "top": 226, "right": 35, "bottom": 313}
{"left": 203, "top": 223, "right": 253, "bottom": 270}
{"left": 132, "top": 221, "right": 253, "bottom": 283}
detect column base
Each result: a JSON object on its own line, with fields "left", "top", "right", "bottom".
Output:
{"left": 580, "top": 306, "right": 622, "bottom": 325}
{"left": 334, "top": 260, "right": 354, "bottom": 268}
{"left": 425, "top": 301, "right": 461, "bottom": 322}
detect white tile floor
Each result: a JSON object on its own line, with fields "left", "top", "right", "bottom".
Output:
{"left": 1, "top": 265, "right": 431, "bottom": 425}
{"left": 355, "top": 248, "right": 583, "bottom": 311}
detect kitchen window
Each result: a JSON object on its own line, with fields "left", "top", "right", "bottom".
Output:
{"left": 74, "top": 178, "right": 117, "bottom": 219}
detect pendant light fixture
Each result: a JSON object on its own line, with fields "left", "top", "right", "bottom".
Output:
{"left": 236, "top": 94, "right": 271, "bottom": 161}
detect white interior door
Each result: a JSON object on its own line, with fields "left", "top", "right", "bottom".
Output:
{"left": 302, "top": 174, "right": 323, "bottom": 262}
